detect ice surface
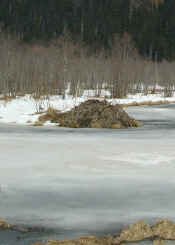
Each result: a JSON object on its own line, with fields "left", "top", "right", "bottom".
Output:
{"left": 0, "top": 104, "right": 175, "bottom": 243}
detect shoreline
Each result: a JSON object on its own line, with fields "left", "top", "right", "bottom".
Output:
{"left": 1, "top": 219, "right": 175, "bottom": 245}
{"left": 122, "top": 100, "right": 175, "bottom": 107}
{"left": 0, "top": 93, "right": 175, "bottom": 125}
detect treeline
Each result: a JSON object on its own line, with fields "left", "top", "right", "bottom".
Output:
{"left": 0, "top": 33, "right": 174, "bottom": 98}
{"left": 0, "top": 0, "right": 175, "bottom": 60}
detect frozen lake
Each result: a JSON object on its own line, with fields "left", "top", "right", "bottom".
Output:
{"left": 0, "top": 104, "right": 175, "bottom": 244}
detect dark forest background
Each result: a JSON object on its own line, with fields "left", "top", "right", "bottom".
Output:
{"left": 0, "top": 0, "right": 175, "bottom": 98}
{"left": 0, "top": 0, "right": 174, "bottom": 60}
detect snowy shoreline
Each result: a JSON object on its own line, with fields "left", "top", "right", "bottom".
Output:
{"left": 0, "top": 93, "right": 175, "bottom": 125}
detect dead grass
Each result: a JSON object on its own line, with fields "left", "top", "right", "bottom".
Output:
{"left": 0, "top": 219, "right": 12, "bottom": 229}
{"left": 33, "top": 121, "right": 44, "bottom": 126}
{"left": 153, "top": 240, "right": 166, "bottom": 245}
{"left": 0, "top": 94, "right": 16, "bottom": 102}
{"left": 32, "top": 236, "right": 113, "bottom": 245}
{"left": 38, "top": 107, "right": 60, "bottom": 124}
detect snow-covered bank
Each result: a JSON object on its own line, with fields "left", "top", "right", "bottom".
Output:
{"left": 0, "top": 93, "right": 175, "bottom": 125}
{"left": 0, "top": 95, "right": 85, "bottom": 125}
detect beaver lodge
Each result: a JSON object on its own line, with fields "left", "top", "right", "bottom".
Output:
{"left": 38, "top": 100, "right": 141, "bottom": 129}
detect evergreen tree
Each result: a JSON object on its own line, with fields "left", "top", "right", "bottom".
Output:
{"left": 0, "top": 0, "right": 174, "bottom": 60}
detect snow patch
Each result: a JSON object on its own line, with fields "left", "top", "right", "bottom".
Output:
{"left": 0, "top": 93, "right": 175, "bottom": 125}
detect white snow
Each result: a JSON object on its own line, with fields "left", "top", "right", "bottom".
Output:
{"left": 0, "top": 92, "right": 175, "bottom": 125}
{"left": 0, "top": 95, "right": 85, "bottom": 125}
{"left": 82, "top": 89, "right": 111, "bottom": 98}
{"left": 110, "top": 93, "right": 175, "bottom": 105}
